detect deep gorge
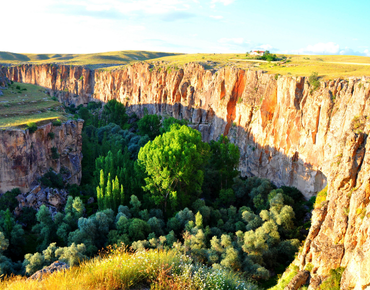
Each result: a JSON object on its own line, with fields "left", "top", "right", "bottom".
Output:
{"left": 2, "top": 63, "right": 370, "bottom": 289}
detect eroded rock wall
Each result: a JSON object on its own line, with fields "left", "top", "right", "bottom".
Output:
{"left": 92, "top": 63, "right": 370, "bottom": 201}
{"left": 0, "top": 68, "right": 9, "bottom": 87}
{"left": 0, "top": 120, "right": 83, "bottom": 194}
{"left": 3, "top": 63, "right": 370, "bottom": 201}
{"left": 3, "top": 64, "right": 94, "bottom": 106}
{"left": 3, "top": 62, "right": 370, "bottom": 288}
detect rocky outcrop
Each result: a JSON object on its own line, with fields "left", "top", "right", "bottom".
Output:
{"left": 15, "top": 185, "right": 69, "bottom": 216}
{"left": 29, "top": 261, "right": 69, "bottom": 280}
{"left": 285, "top": 270, "right": 310, "bottom": 290}
{"left": 0, "top": 120, "right": 83, "bottom": 194}
{"left": 3, "top": 63, "right": 370, "bottom": 289}
{"left": 295, "top": 123, "right": 370, "bottom": 289}
{"left": 0, "top": 68, "right": 9, "bottom": 95}
{"left": 3, "top": 64, "right": 94, "bottom": 106}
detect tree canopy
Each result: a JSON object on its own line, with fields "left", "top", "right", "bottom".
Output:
{"left": 137, "top": 125, "right": 210, "bottom": 213}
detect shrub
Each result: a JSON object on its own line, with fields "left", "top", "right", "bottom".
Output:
{"left": 319, "top": 267, "right": 345, "bottom": 290}
{"left": 27, "top": 122, "right": 38, "bottom": 133}
{"left": 0, "top": 188, "right": 21, "bottom": 211}
{"left": 48, "top": 132, "right": 55, "bottom": 140}
{"left": 314, "top": 185, "right": 328, "bottom": 209}
{"left": 269, "top": 263, "right": 299, "bottom": 290}
{"left": 309, "top": 72, "right": 320, "bottom": 91}
{"left": 52, "top": 119, "right": 62, "bottom": 126}
{"left": 51, "top": 147, "right": 60, "bottom": 159}
{"left": 40, "top": 168, "right": 64, "bottom": 188}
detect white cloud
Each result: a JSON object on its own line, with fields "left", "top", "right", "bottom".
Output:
{"left": 219, "top": 37, "right": 244, "bottom": 44}
{"left": 296, "top": 42, "right": 369, "bottom": 56}
{"left": 299, "top": 42, "right": 340, "bottom": 54}
{"left": 210, "top": 15, "right": 223, "bottom": 19}
{"left": 257, "top": 44, "right": 273, "bottom": 50}
{"left": 211, "top": 0, "right": 236, "bottom": 6}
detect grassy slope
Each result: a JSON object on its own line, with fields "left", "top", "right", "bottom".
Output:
{"left": 151, "top": 53, "right": 370, "bottom": 79}
{"left": 0, "top": 82, "right": 66, "bottom": 129}
{"left": 1, "top": 50, "right": 370, "bottom": 78}
{"left": 0, "top": 50, "right": 182, "bottom": 68}
{"left": 1, "top": 248, "right": 254, "bottom": 290}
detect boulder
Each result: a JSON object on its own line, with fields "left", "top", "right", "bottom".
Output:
{"left": 29, "top": 261, "right": 69, "bottom": 280}
{"left": 285, "top": 270, "right": 310, "bottom": 290}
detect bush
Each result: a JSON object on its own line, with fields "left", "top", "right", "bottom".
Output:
{"left": 27, "top": 122, "right": 38, "bottom": 133}
{"left": 309, "top": 72, "right": 320, "bottom": 91}
{"left": 0, "top": 188, "right": 21, "bottom": 211}
{"left": 40, "top": 169, "right": 64, "bottom": 188}
{"left": 260, "top": 51, "right": 277, "bottom": 61}
{"left": 319, "top": 267, "right": 345, "bottom": 290}
{"left": 52, "top": 119, "right": 62, "bottom": 126}
{"left": 314, "top": 185, "right": 328, "bottom": 208}
{"left": 51, "top": 147, "right": 60, "bottom": 159}
{"left": 48, "top": 132, "right": 55, "bottom": 140}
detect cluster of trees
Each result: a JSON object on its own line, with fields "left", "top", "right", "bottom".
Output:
{"left": 259, "top": 51, "right": 278, "bottom": 61}
{"left": 0, "top": 100, "right": 313, "bottom": 284}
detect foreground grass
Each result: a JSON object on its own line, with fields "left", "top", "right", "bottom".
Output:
{"left": 1, "top": 248, "right": 256, "bottom": 290}
{"left": 0, "top": 82, "right": 66, "bottom": 129}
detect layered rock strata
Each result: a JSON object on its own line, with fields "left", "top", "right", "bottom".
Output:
{"left": 0, "top": 120, "right": 83, "bottom": 194}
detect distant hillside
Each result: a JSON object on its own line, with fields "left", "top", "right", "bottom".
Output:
{"left": 0, "top": 50, "right": 183, "bottom": 69}
{"left": 1, "top": 50, "right": 370, "bottom": 78}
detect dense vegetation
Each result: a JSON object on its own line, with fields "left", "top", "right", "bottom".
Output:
{"left": 0, "top": 100, "right": 314, "bottom": 288}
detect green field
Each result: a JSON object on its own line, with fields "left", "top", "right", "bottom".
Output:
{"left": 0, "top": 82, "right": 66, "bottom": 129}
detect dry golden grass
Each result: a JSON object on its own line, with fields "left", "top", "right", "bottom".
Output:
{"left": 152, "top": 53, "right": 370, "bottom": 79}
{"left": 0, "top": 247, "right": 253, "bottom": 290}
{"left": 2, "top": 50, "right": 369, "bottom": 79}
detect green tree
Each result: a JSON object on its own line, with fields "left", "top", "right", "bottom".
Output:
{"left": 137, "top": 114, "right": 162, "bottom": 139}
{"left": 203, "top": 135, "right": 240, "bottom": 199}
{"left": 96, "top": 170, "right": 125, "bottom": 212}
{"left": 101, "top": 99, "right": 128, "bottom": 128}
{"left": 160, "top": 117, "right": 188, "bottom": 134}
{"left": 137, "top": 125, "right": 210, "bottom": 213}
{"left": 32, "top": 205, "right": 57, "bottom": 251}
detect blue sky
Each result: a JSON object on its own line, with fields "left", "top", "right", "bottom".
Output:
{"left": 1, "top": 0, "right": 370, "bottom": 55}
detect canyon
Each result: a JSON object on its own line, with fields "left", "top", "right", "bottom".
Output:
{"left": 1, "top": 62, "right": 370, "bottom": 289}
{"left": 0, "top": 119, "right": 83, "bottom": 194}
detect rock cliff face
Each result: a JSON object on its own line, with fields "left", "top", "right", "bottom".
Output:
{"left": 4, "top": 63, "right": 369, "bottom": 199}
{"left": 2, "top": 63, "right": 370, "bottom": 288}
{"left": 0, "top": 120, "right": 83, "bottom": 194}
{"left": 4, "top": 64, "right": 94, "bottom": 106}
{"left": 0, "top": 68, "right": 9, "bottom": 88}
